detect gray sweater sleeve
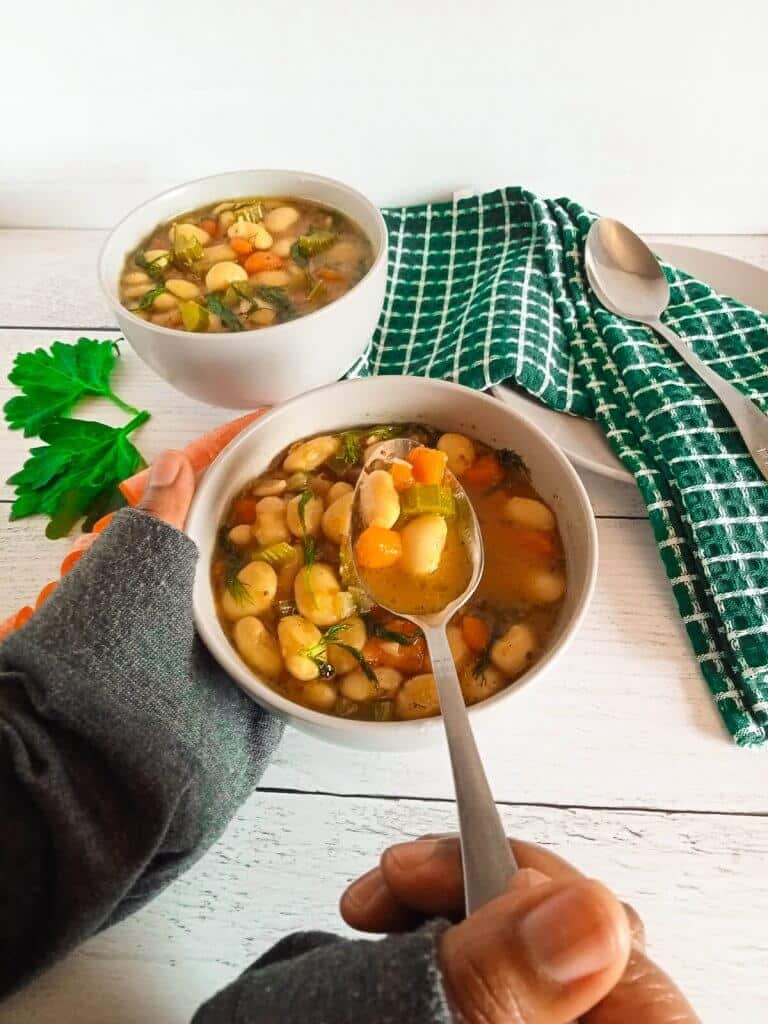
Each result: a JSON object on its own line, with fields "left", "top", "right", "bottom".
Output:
{"left": 0, "top": 508, "right": 454, "bottom": 1023}
{"left": 0, "top": 508, "right": 283, "bottom": 995}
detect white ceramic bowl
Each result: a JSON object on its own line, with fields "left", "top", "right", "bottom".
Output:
{"left": 98, "top": 170, "right": 388, "bottom": 409}
{"left": 187, "top": 377, "right": 598, "bottom": 750}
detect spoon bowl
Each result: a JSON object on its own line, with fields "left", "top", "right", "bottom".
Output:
{"left": 585, "top": 217, "right": 768, "bottom": 482}
{"left": 350, "top": 439, "right": 517, "bottom": 913}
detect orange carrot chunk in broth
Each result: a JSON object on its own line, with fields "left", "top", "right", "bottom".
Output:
{"left": 462, "top": 453, "right": 504, "bottom": 488}
{"left": 407, "top": 447, "right": 448, "bottom": 486}
{"left": 507, "top": 527, "right": 557, "bottom": 560}
{"left": 230, "top": 237, "right": 252, "bottom": 258}
{"left": 390, "top": 462, "right": 414, "bottom": 491}
{"left": 316, "top": 267, "right": 345, "bottom": 282}
{"left": 461, "top": 615, "right": 490, "bottom": 653}
{"left": 244, "top": 252, "right": 284, "bottom": 275}
{"left": 200, "top": 218, "right": 218, "bottom": 237}
{"left": 355, "top": 526, "right": 402, "bottom": 569}
{"left": 231, "top": 497, "right": 259, "bottom": 526}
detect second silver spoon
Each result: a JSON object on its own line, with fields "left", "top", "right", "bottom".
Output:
{"left": 585, "top": 217, "right": 768, "bottom": 482}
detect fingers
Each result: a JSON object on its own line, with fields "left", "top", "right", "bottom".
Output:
{"left": 582, "top": 949, "right": 700, "bottom": 1023}
{"left": 341, "top": 837, "right": 583, "bottom": 932}
{"left": 440, "top": 877, "right": 632, "bottom": 1024}
{"left": 137, "top": 451, "right": 195, "bottom": 530}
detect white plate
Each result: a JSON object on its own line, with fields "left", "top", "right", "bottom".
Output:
{"left": 492, "top": 243, "right": 768, "bottom": 483}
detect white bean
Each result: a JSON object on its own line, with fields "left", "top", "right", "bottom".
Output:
{"left": 264, "top": 206, "right": 300, "bottom": 233}
{"left": 340, "top": 665, "right": 402, "bottom": 703}
{"left": 490, "top": 623, "right": 537, "bottom": 676}
{"left": 123, "top": 270, "right": 151, "bottom": 286}
{"left": 523, "top": 568, "right": 566, "bottom": 604}
{"left": 152, "top": 292, "right": 178, "bottom": 311}
{"left": 228, "top": 524, "right": 252, "bottom": 546}
{"left": 283, "top": 435, "right": 340, "bottom": 473}
{"left": 233, "top": 616, "right": 283, "bottom": 679}
{"left": 122, "top": 283, "right": 154, "bottom": 299}
{"left": 220, "top": 560, "right": 278, "bottom": 620}
{"left": 437, "top": 433, "right": 476, "bottom": 477}
{"left": 171, "top": 222, "right": 211, "bottom": 246}
{"left": 327, "top": 481, "right": 353, "bottom": 504}
{"left": 286, "top": 493, "right": 323, "bottom": 537}
{"left": 218, "top": 210, "right": 236, "bottom": 232}
{"left": 303, "top": 680, "right": 337, "bottom": 711}
{"left": 144, "top": 248, "right": 170, "bottom": 267}
{"left": 321, "top": 491, "right": 353, "bottom": 545}
{"left": 278, "top": 615, "right": 321, "bottom": 681}
{"left": 460, "top": 661, "right": 507, "bottom": 705}
{"left": 227, "top": 222, "right": 272, "bottom": 249}
{"left": 206, "top": 260, "right": 247, "bottom": 292}
{"left": 165, "top": 278, "right": 200, "bottom": 300}
{"left": 250, "top": 269, "right": 291, "bottom": 288}
{"left": 249, "top": 307, "right": 276, "bottom": 327}
{"left": 399, "top": 514, "right": 447, "bottom": 576}
{"left": 359, "top": 469, "right": 400, "bottom": 529}
{"left": 272, "top": 236, "right": 296, "bottom": 258}
{"left": 294, "top": 564, "right": 355, "bottom": 627}
{"left": 252, "top": 496, "right": 289, "bottom": 547}
{"left": 503, "top": 496, "right": 556, "bottom": 532}
{"left": 395, "top": 673, "right": 440, "bottom": 719}
{"left": 253, "top": 478, "right": 287, "bottom": 498}
{"left": 200, "top": 243, "right": 237, "bottom": 265}
{"left": 327, "top": 615, "right": 367, "bottom": 674}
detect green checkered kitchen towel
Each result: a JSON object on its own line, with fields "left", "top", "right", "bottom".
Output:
{"left": 349, "top": 186, "right": 768, "bottom": 747}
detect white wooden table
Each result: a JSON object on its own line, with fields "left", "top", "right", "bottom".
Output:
{"left": 1, "top": 231, "right": 767, "bottom": 1023}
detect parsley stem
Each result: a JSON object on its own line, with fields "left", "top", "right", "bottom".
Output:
{"left": 121, "top": 409, "right": 151, "bottom": 434}
{"left": 105, "top": 388, "right": 141, "bottom": 417}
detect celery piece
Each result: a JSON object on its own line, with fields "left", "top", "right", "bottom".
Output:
{"left": 400, "top": 484, "right": 456, "bottom": 519}
{"left": 373, "top": 701, "right": 395, "bottom": 722}
{"left": 253, "top": 541, "right": 296, "bottom": 567}
{"left": 180, "top": 301, "right": 210, "bottom": 332}
{"left": 297, "top": 231, "right": 337, "bottom": 257}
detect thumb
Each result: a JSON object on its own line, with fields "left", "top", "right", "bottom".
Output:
{"left": 137, "top": 450, "right": 195, "bottom": 530}
{"left": 439, "top": 876, "right": 631, "bottom": 1024}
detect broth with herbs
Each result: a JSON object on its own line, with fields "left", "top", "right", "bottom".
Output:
{"left": 212, "top": 425, "right": 567, "bottom": 721}
{"left": 120, "top": 197, "right": 373, "bottom": 332}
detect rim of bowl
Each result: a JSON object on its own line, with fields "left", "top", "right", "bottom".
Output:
{"left": 187, "top": 377, "right": 599, "bottom": 737}
{"left": 97, "top": 168, "right": 389, "bottom": 342}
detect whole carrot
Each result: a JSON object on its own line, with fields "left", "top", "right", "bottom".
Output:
{"left": 119, "top": 409, "right": 269, "bottom": 506}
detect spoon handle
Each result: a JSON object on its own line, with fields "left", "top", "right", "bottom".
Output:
{"left": 651, "top": 318, "right": 768, "bottom": 483}
{"left": 424, "top": 624, "right": 517, "bottom": 914}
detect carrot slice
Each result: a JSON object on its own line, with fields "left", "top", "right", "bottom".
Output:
{"left": 406, "top": 446, "right": 448, "bottom": 486}
{"left": 14, "top": 606, "right": 34, "bottom": 629}
{"left": 462, "top": 453, "right": 503, "bottom": 488}
{"left": 119, "top": 409, "right": 269, "bottom": 506}
{"left": 316, "top": 267, "right": 345, "bottom": 282}
{"left": 231, "top": 497, "right": 259, "bottom": 526}
{"left": 354, "top": 526, "right": 402, "bottom": 569}
{"left": 390, "top": 462, "right": 414, "bottom": 491}
{"left": 60, "top": 533, "right": 97, "bottom": 576}
{"left": 462, "top": 615, "right": 490, "bottom": 653}
{"left": 230, "top": 237, "right": 252, "bottom": 258}
{"left": 507, "top": 527, "right": 557, "bottom": 560}
{"left": 92, "top": 512, "right": 115, "bottom": 535}
{"left": 35, "top": 581, "right": 59, "bottom": 609}
{"left": 200, "top": 218, "right": 218, "bottom": 237}
{"left": 244, "top": 251, "right": 284, "bottom": 275}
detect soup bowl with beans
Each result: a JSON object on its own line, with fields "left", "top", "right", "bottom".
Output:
{"left": 99, "top": 170, "right": 387, "bottom": 408}
{"left": 187, "top": 377, "right": 598, "bottom": 750}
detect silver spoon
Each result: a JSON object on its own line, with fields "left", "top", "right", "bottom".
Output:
{"left": 585, "top": 217, "right": 768, "bottom": 482}
{"left": 351, "top": 438, "right": 516, "bottom": 913}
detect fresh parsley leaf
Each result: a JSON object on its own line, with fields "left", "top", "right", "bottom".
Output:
{"left": 135, "top": 285, "right": 168, "bottom": 311}
{"left": 205, "top": 295, "right": 244, "bottom": 332}
{"left": 81, "top": 483, "right": 129, "bottom": 533}
{"left": 4, "top": 338, "right": 139, "bottom": 437}
{"left": 7, "top": 411, "right": 150, "bottom": 538}
{"left": 134, "top": 250, "right": 167, "bottom": 281}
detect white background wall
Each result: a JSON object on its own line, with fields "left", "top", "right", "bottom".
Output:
{"left": 2, "top": 0, "right": 766, "bottom": 232}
